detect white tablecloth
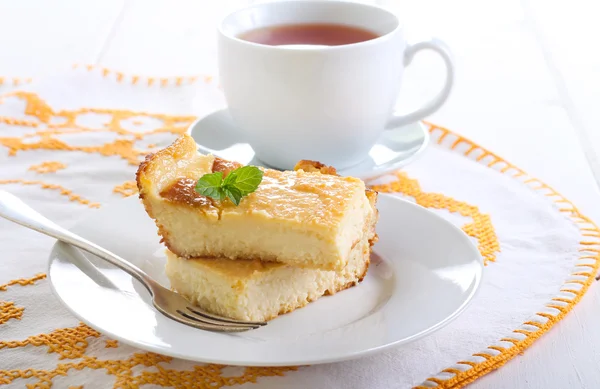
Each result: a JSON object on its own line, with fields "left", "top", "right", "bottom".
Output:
{"left": 1, "top": 69, "right": 598, "bottom": 389}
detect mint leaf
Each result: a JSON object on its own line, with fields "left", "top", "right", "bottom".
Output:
{"left": 224, "top": 186, "right": 243, "bottom": 206}
{"left": 222, "top": 169, "right": 238, "bottom": 187}
{"left": 194, "top": 164, "right": 264, "bottom": 205}
{"left": 226, "top": 166, "right": 264, "bottom": 195}
{"left": 195, "top": 171, "right": 225, "bottom": 201}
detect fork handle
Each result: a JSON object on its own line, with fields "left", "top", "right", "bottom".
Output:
{"left": 0, "top": 190, "right": 155, "bottom": 294}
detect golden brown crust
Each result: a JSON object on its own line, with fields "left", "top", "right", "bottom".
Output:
{"left": 212, "top": 157, "right": 242, "bottom": 177}
{"left": 294, "top": 160, "right": 338, "bottom": 176}
{"left": 136, "top": 152, "right": 162, "bottom": 243}
{"left": 159, "top": 178, "right": 214, "bottom": 208}
{"left": 365, "top": 188, "right": 378, "bottom": 204}
{"left": 136, "top": 152, "right": 154, "bottom": 213}
{"left": 136, "top": 135, "right": 200, "bottom": 217}
{"left": 368, "top": 234, "right": 379, "bottom": 247}
{"left": 365, "top": 189, "right": 379, "bottom": 245}
{"left": 136, "top": 136, "right": 203, "bottom": 254}
{"left": 136, "top": 135, "right": 200, "bottom": 197}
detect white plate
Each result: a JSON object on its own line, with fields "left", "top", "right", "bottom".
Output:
{"left": 48, "top": 194, "right": 483, "bottom": 366}
{"left": 188, "top": 109, "right": 429, "bottom": 181}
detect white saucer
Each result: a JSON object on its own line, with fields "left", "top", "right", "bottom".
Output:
{"left": 188, "top": 109, "right": 429, "bottom": 180}
{"left": 48, "top": 194, "right": 483, "bottom": 366}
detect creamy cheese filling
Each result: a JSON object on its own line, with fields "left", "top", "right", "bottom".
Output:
{"left": 165, "top": 238, "right": 370, "bottom": 322}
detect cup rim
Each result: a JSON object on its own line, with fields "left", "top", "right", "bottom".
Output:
{"left": 217, "top": 0, "right": 402, "bottom": 51}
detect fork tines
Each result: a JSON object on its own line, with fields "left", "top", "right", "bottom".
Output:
{"left": 174, "top": 306, "right": 267, "bottom": 332}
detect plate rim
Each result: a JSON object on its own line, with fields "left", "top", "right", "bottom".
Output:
{"left": 47, "top": 194, "right": 484, "bottom": 366}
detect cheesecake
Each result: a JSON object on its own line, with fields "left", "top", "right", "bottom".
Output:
{"left": 164, "top": 236, "right": 372, "bottom": 322}
{"left": 136, "top": 134, "right": 378, "bottom": 271}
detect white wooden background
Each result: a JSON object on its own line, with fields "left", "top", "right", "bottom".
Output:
{"left": 1, "top": 0, "right": 599, "bottom": 388}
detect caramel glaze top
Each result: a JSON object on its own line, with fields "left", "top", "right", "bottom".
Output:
{"left": 211, "top": 157, "right": 242, "bottom": 177}
{"left": 159, "top": 157, "right": 242, "bottom": 207}
{"left": 159, "top": 157, "right": 366, "bottom": 227}
{"left": 159, "top": 177, "right": 213, "bottom": 207}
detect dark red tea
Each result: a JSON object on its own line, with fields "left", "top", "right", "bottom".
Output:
{"left": 239, "top": 23, "right": 379, "bottom": 46}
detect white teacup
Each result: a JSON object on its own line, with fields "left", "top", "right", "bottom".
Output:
{"left": 218, "top": 0, "right": 454, "bottom": 171}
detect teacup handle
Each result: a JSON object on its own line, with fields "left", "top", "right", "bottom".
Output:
{"left": 386, "top": 38, "right": 454, "bottom": 129}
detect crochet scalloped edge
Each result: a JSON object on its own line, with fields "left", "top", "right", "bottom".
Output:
{"left": 411, "top": 122, "right": 600, "bottom": 389}
{"left": 70, "top": 64, "right": 214, "bottom": 87}
{"left": 0, "top": 65, "right": 213, "bottom": 88}
{"left": 0, "top": 64, "right": 214, "bottom": 88}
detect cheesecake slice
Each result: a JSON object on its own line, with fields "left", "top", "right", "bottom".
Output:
{"left": 165, "top": 236, "right": 372, "bottom": 322}
{"left": 136, "top": 134, "right": 378, "bottom": 270}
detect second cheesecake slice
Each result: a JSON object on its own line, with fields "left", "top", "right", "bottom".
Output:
{"left": 136, "top": 134, "right": 378, "bottom": 271}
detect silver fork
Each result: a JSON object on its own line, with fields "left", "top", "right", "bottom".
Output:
{"left": 0, "top": 190, "right": 266, "bottom": 332}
